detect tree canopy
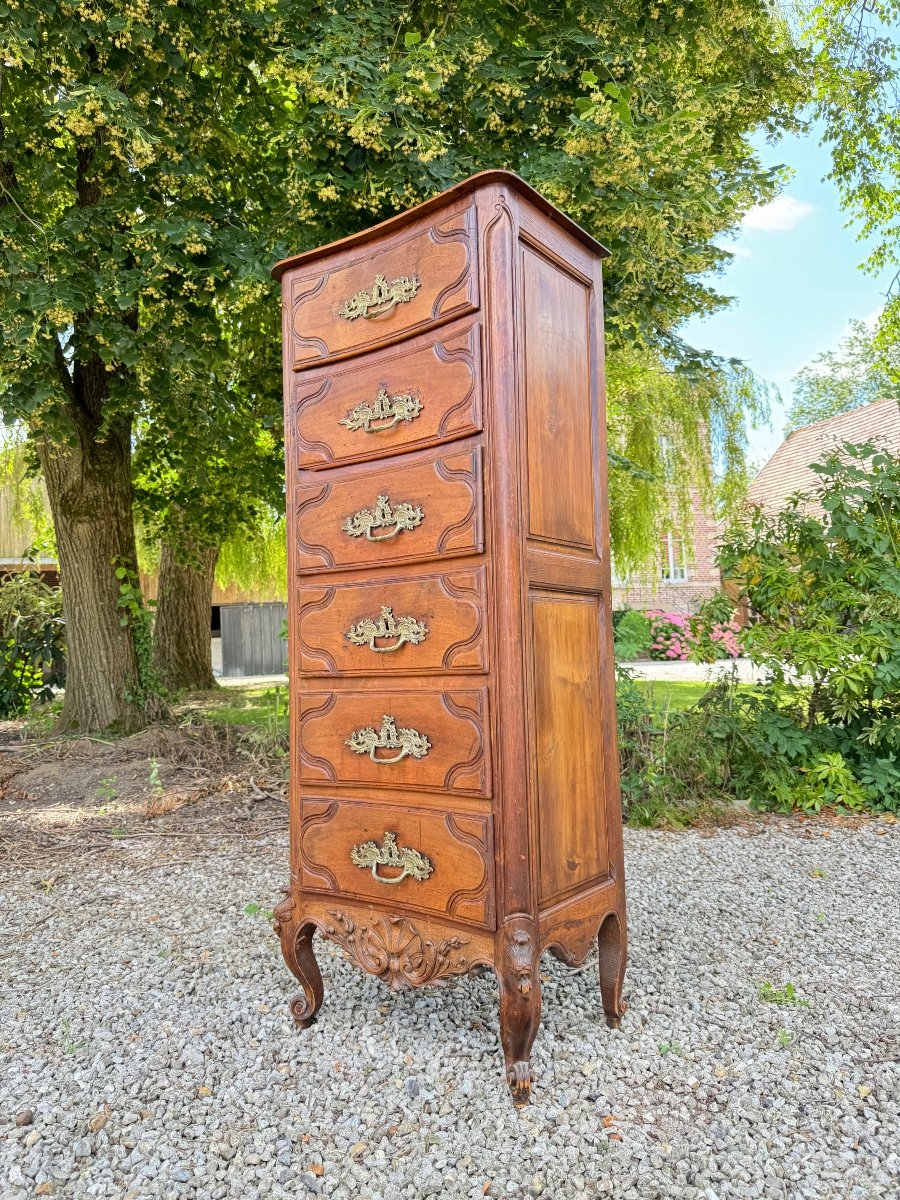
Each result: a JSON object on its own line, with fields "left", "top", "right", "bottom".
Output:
{"left": 0, "top": 0, "right": 810, "bottom": 727}
{"left": 787, "top": 317, "right": 900, "bottom": 431}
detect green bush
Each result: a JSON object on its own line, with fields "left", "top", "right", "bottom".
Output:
{"left": 0, "top": 570, "right": 65, "bottom": 718}
{"left": 714, "top": 441, "right": 900, "bottom": 814}
{"left": 613, "top": 610, "right": 652, "bottom": 660}
{"left": 615, "top": 666, "right": 734, "bottom": 826}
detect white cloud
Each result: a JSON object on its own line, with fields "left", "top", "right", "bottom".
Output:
{"left": 742, "top": 194, "right": 815, "bottom": 233}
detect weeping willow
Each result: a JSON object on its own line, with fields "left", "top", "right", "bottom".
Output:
{"left": 606, "top": 347, "right": 773, "bottom": 579}
{"left": 215, "top": 510, "right": 287, "bottom": 600}
{"left": 0, "top": 426, "right": 56, "bottom": 559}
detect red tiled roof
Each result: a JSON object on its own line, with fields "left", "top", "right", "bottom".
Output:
{"left": 746, "top": 398, "right": 900, "bottom": 512}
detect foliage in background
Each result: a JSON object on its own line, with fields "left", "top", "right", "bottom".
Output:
{"left": 808, "top": 2, "right": 900, "bottom": 366}
{"left": 0, "top": 430, "right": 55, "bottom": 560}
{"left": 717, "top": 442, "right": 900, "bottom": 813}
{"left": 0, "top": 570, "right": 65, "bottom": 718}
{"left": 606, "top": 349, "right": 773, "bottom": 577}
{"left": 787, "top": 319, "right": 900, "bottom": 431}
{"left": 646, "top": 607, "right": 741, "bottom": 662}
{"left": 214, "top": 511, "right": 288, "bottom": 601}
{"left": 612, "top": 610, "right": 652, "bottom": 661}
{"left": 619, "top": 443, "right": 900, "bottom": 822}
{"left": 615, "top": 667, "right": 735, "bottom": 827}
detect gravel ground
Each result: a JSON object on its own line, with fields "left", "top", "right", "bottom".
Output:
{"left": 2, "top": 820, "right": 898, "bottom": 1200}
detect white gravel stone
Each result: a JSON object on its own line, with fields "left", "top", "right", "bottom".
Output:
{"left": 2, "top": 822, "right": 898, "bottom": 1199}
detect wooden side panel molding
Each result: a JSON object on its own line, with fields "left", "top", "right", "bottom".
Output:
{"left": 529, "top": 591, "right": 611, "bottom": 906}
{"left": 521, "top": 244, "right": 597, "bottom": 554}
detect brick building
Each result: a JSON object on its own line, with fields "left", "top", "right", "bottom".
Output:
{"left": 612, "top": 489, "right": 722, "bottom": 616}
{"left": 747, "top": 397, "right": 900, "bottom": 513}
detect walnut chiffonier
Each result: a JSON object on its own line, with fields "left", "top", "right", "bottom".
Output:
{"left": 271, "top": 170, "right": 627, "bottom": 1105}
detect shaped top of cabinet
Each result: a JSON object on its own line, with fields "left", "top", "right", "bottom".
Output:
{"left": 273, "top": 170, "right": 610, "bottom": 372}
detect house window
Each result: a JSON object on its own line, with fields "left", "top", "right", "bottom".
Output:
{"left": 660, "top": 533, "right": 688, "bottom": 583}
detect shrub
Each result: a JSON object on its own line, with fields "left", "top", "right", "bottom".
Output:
{"left": 715, "top": 441, "right": 900, "bottom": 815}
{"left": 615, "top": 666, "right": 735, "bottom": 826}
{"left": 647, "top": 610, "right": 693, "bottom": 660}
{"left": 688, "top": 593, "right": 742, "bottom": 662}
{"left": 0, "top": 570, "right": 66, "bottom": 718}
{"left": 613, "top": 610, "right": 652, "bottom": 660}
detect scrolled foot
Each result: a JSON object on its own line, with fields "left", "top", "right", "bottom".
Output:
{"left": 278, "top": 912, "right": 325, "bottom": 1030}
{"left": 289, "top": 990, "right": 320, "bottom": 1029}
{"left": 506, "top": 1061, "right": 533, "bottom": 1107}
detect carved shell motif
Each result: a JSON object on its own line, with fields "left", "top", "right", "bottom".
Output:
{"left": 322, "top": 911, "right": 471, "bottom": 992}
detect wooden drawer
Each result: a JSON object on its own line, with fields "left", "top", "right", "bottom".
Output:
{"left": 296, "top": 566, "right": 487, "bottom": 676}
{"left": 290, "top": 201, "right": 478, "bottom": 369}
{"left": 298, "top": 688, "right": 491, "bottom": 797}
{"left": 296, "top": 446, "right": 483, "bottom": 573}
{"left": 300, "top": 797, "right": 495, "bottom": 929}
{"left": 293, "top": 318, "right": 482, "bottom": 469}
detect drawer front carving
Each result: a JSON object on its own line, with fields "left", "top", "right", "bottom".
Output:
{"left": 296, "top": 567, "right": 488, "bottom": 676}
{"left": 293, "top": 319, "right": 482, "bottom": 468}
{"left": 300, "top": 797, "right": 495, "bottom": 928}
{"left": 290, "top": 202, "right": 478, "bottom": 368}
{"left": 295, "top": 447, "right": 483, "bottom": 573}
{"left": 298, "top": 688, "right": 491, "bottom": 797}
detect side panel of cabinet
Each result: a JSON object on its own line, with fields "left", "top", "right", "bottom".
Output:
{"left": 521, "top": 245, "right": 596, "bottom": 554}
{"left": 529, "top": 591, "right": 610, "bottom": 906}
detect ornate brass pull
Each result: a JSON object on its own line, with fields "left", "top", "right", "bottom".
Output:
{"left": 340, "top": 388, "right": 423, "bottom": 434}
{"left": 338, "top": 273, "right": 421, "bottom": 321}
{"left": 350, "top": 831, "right": 434, "bottom": 885}
{"left": 346, "top": 714, "right": 431, "bottom": 764}
{"left": 346, "top": 606, "right": 429, "bottom": 653}
{"left": 342, "top": 493, "right": 424, "bottom": 542}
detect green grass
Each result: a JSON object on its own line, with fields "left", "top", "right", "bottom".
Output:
{"left": 203, "top": 686, "right": 288, "bottom": 729}
{"left": 637, "top": 679, "right": 757, "bottom": 714}
{"left": 637, "top": 680, "right": 710, "bottom": 712}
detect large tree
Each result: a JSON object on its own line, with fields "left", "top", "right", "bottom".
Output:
{"left": 786, "top": 318, "right": 900, "bottom": 431}
{"left": 809, "top": 3, "right": 900, "bottom": 346}
{"left": 1, "top": 0, "right": 807, "bottom": 730}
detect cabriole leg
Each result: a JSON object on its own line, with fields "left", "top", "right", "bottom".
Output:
{"left": 273, "top": 892, "right": 325, "bottom": 1029}
{"left": 284, "top": 922, "right": 325, "bottom": 1028}
{"left": 496, "top": 924, "right": 542, "bottom": 1106}
{"left": 597, "top": 910, "right": 627, "bottom": 1029}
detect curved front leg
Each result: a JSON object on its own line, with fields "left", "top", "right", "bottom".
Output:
{"left": 597, "top": 911, "right": 627, "bottom": 1029}
{"left": 285, "top": 922, "right": 325, "bottom": 1028}
{"left": 496, "top": 923, "right": 542, "bottom": 1106}
{"left": 273, "top": 891, "right": 325, "bottom": 1029}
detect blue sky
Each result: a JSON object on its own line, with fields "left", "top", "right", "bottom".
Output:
{"left": 681, "top": 122, "right": 893, "bottom": 469}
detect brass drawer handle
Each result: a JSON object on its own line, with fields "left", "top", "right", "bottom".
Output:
{"left": 346, "top": 606, "right": 428, "bottom": 654}
{"left": 340, "top": 388, "right": 423, "bottom": 434}
{"left": 346, "top": 714, "right": 431, "bottom": 764}
{"left": 342, "top": 493, "right": 424, "bottom": 542}
{"left": 338, "top": 273, "right": 421, "bottom": 321}
{"left": 350, "top": 831, "right": 434, "bottom": 885}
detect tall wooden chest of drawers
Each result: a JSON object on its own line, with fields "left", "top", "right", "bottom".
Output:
{"left": 272, "top": 170, "right": 627, "bottom": 1105}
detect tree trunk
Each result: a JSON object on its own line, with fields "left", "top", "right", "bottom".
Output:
{"left": 153, "top": 542, "right": 218, "bottom": 691}
{"left": 38, "top": 415, "right": 150, "bottom": 733}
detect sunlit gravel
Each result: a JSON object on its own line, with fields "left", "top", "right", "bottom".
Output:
{"left": 2, "top": 819, "right": 898, "bottom": 1199}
